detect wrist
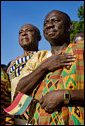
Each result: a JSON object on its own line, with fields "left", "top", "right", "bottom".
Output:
{"left": 69, "top": 90, "right": 83, "bottom": 102}
{"left": 64, "top": 90, "right": 71, "bottom": 105}
{"left": 55, "top": 90, "right": 64, "bottom": 104}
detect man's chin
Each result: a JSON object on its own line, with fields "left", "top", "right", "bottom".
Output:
{"left": 45, "top": 36, "right": 57, "bottom": 42}
{"left": 45, "top": 33, "right": 59, "bottom": 40}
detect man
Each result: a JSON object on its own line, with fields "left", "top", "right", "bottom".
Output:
{"left": 73, "top": 32, "right": 84, "bottom": 43}
{"left": 7, "top": 10, "right": 84, "bottom": 125}
{"left": 7, "top": 24, "right": 41, "bottom": 101}
{"left": 5, "top": 24, "right": 41, "bottom": 124}
{"left": 7, "top": 24, "right": 41, "bottom": 73}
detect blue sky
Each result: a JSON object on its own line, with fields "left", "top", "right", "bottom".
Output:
{"left": 1, "top": 1, "right": 84, "bottom": 65}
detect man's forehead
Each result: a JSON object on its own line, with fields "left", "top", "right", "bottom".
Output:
{"left": 45, "top": 11, "right": 64, "bottom": 20}
{"left": 20, "top": 24, "right": 35, "bottom": 30}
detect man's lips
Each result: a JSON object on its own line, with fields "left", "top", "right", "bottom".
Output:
{"left": 46, "top": 29, "right": 57, "bottom": 35}
{"left": 21, "top": 37, "right": 29, "bottom": 41}
{"left": 48, "top": 31, "right": 55, "bottom": 35}
{"left": 47, "top": 31, "right": 57, "bottom": 36}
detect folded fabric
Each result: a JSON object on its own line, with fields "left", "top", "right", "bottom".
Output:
{"left": 4, "top": 92, "right": 34, "bottom": 115}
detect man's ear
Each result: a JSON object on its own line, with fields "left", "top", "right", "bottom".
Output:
{"left": 68, "top": 23, "right": 73, "bottom": 32}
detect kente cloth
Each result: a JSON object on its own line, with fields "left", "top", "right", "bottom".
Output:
{"left": 1, "top": 68, "right": 14, "bottom": 125}
{"left": 28, "top": 40, "right": 84, "bottom": 125}
{"left": 6, "top": 41, "right": 84, "bottom": 125}
{"left": 4, "top": 92, "right": 34, "bottom": 115}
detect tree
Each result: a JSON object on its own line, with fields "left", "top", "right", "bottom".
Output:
{"left": 78, "top": 5, "right": 84, "bottom": 20}
{"left": 70, "top": 4, "right": 84, "bottom": 42}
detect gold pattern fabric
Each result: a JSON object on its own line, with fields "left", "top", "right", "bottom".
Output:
{"left": 21, "top": 41, "right": 84, "bottom": 125}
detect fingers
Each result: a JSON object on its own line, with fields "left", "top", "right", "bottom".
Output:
{"left": 44, "top": 107, "right": 48, "bottom": 111}
{"left": 40, "top": 103, "right": 46, "bottom": 109}
{"left": 13, "top": 93, "right": 17, "bottom": 100}
{"left": 39, "top": 96, "right": 54, "bottom": 113}
{"left": 59, "top": 53, "right": 76, "bottom": 59}
{"left": 57, "top": 59, "right": 75, "bottom": 68}
{"left": 60, "top": 63, "right": 72, "bottom": 66}
{"left": 40, "top": 102, "right": 48, "bottom": 112}
{"left": 62, "top": 58, "right": 76, "bottom": 63}
{"left": 40, "top": 96, "right": 48, "bottom": 110}
{"left": 39, "top": 96, "right": 45, "bottom": 109}
{"left": 39, "top": 96, "right": 44, "bottom": 104}
{"left": 65, "top": 55, "right": 76, "bottom": 59}
{"left": 13, "top": 90, "right": 19, "bottom": 100}
{"left": 13, "top": 95, "right": 16, "bottom": 101}
{"left": 59, "top": 53, "right": 76, "bottom": 64}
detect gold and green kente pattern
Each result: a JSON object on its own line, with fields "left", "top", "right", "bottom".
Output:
{"left": 30, "top": 41, "right": 84, "bottom": 125}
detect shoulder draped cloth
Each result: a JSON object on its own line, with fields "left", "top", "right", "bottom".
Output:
{"left": 4, "top": 41, "right": 84, "bottom": 125}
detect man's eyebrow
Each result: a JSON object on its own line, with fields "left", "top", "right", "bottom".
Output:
{"left": 19, "top": 29, "right": 24, "bottom": 32}
{"left": 20, "top": 28, "right": 34, "bottom": 32}
{"left": 45, "top": 16, "right": 60, "bottom": 21}
{"left": 19, "top": 29, "right": 27, "bottom": 33}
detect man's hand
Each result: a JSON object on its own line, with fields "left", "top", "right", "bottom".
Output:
{"left": 43, "top": 53, "right": 76, "bottom": 72}
{"left": 13, "top": 53, "right": 76, "bottom": 100}
{"left": 39, "top": 90, "right": 64, "bottom": 113}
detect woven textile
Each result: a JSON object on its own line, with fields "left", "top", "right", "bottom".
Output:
{"left": 8, "top": 51, "right": 38, "bottom": 78}
{"left": 8, "top": 51, "right": 38, "bottom": 101}
{"left": 5, "top": 41, "right": 84, "bottom": 125}
{"left": 1, "top": 68, "right": 14, "bottom": 125}
{"left": 29, "top": 41, "right": 84, "bottom": 125}
{"left": 7, "top": 51, "right": 38, "bottom": 121}
{"left": 4, "top": 92, "right": 33, "bottom": 115}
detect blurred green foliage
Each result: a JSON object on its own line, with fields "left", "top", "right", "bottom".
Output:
{"left": 70, "top": 4, "right": 84, "bottom": 42}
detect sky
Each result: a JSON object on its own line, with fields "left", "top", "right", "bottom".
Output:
{"left": 1, "top": 1, "right": 84, "bottom": 65}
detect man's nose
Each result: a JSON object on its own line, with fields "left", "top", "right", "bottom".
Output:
{"left": 47, "top": 24, "right": 54, "bottom": 29}
{"left": 46, "top": 21, "right": 54, "bottom": 29}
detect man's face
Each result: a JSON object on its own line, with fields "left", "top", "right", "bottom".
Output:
{"left": 19, "top": 24, "right": 38, "bottom": 49}
{"left": 43, "top": 11, "right": 67, "bottom": 44}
